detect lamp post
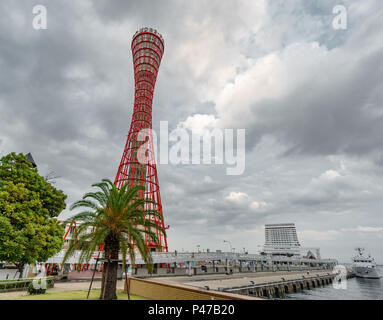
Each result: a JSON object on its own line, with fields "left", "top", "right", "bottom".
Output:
{"left": 197, "top": 245, "right": 200, "bottom": 253}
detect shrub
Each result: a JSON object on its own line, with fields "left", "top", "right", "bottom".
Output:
{"left": 27, "top": 280, "right": 46, "bottom": 295}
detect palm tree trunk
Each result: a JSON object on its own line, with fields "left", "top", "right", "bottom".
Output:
{"left": 100, "top": 262, "right": 106, "bottom": 299}
{"left": 100, "top": 233, "right": 119, "bottom": 300}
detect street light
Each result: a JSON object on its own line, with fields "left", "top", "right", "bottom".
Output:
{"left": 197, "top": 245, "right": 200, "bottom": 253}
{"left": 223, "top": 240, "right": 232, "bottom": 252}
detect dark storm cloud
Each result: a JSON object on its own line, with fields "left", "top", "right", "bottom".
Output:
{"left": 271, "top": 47, "right": 383, "bottom": 157}
{"left": 217, "top": 9, "right": 383, "bottom": 160}
{"left": 205, "top": 2, "right": 383, "bottom": 167}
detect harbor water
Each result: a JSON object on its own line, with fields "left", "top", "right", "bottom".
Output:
{"left": 285, "top": 266, "right": 383, "bottom": 300}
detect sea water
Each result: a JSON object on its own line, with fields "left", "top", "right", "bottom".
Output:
{"left": 285, "top": 266, "right": 383, "bottom": 300}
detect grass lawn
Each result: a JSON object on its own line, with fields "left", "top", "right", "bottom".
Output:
{"left": 0, "top": 289, "right": 148, "bottom": 300}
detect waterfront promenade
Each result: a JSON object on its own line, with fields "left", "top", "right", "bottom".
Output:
{"left": 0, "top": 269, "right": 340, "bottom": 299}
{"left": 153, "top": 270, "right": 337, "bottom": 298}
{"left": 184, "top": 270, "right": 332, "bottom": 289}
{"left": 0, "top": 279, "right": 125, "bottom": 299}
{"left": 156, "top": 270, "right": 316, "bottom": 285}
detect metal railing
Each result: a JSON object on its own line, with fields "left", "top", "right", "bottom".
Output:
{"left": 46, "top": 250, "right": 337, "bottom": 266}
{"left": 222, "top": 273, "right": 335, "bottom": 292}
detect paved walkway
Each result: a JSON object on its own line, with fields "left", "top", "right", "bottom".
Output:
{"left": 1, "top": 270, "right": 331, "bottom": 298}
{"left": 156, "top": 270, "right": 317, "bottom": 283}
{"left": 0, "top": 280, "right": 125, "bottom": 298}
{"left": 154, "top": 270, "right": 333, "bottom": 291}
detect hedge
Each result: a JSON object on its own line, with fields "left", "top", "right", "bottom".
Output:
{"left": 0, "top": 277, "right": 54, "bottom": 293}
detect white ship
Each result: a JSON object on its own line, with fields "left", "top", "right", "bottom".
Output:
{"left": 351, "top": 248, "right": 381, "bottom": 279}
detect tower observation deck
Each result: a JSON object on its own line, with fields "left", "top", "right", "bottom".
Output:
{"left": 114, "top": 27, "right": 168, "bottom": 252}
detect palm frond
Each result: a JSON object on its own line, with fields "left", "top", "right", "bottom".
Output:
{"left": 62, "top": 178, "right": 164, "bottom": 279}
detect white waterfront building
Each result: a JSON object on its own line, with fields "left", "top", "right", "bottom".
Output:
{"left": 263, "top": 223, "right": 301, "bottom": 256}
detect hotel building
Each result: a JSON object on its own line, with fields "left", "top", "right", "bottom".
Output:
{"left": 263, "top": 223, "right": 301, "bottom": 256}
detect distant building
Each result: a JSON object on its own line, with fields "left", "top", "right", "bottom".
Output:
{"left": 303, "top": 250, "right": 317, "bottom": 259}
{"left": 263, "top": 223, "right": 301, "bottom": 256}
{"left": 26, "top": 153, "right": 37, "bottom": 168}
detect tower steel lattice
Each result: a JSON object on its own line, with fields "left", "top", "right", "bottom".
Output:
{"left": 114, "top": 27, "right": 168, "bottom": 252}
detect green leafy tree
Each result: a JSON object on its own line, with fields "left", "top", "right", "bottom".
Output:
{"left": 0, "top": 182, "right": 65, "bottom": 277}
{"left": 63, "top": 179, "right": 166, "bottom": 300}
{"left": 0, "top": 153, "right": 66, "bottom": 277}
{"left": 0, "top": 153, "right": 66, "bottom": 218}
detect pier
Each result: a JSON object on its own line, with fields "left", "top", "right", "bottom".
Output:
{"left": 212, "top": 271, "right": 336, "bottom": 298}
{"left": 149, "top": 268, "right": 355, "bottom": 299}
{"left": 155, "top": 270, "right": 335, "bottom": 299}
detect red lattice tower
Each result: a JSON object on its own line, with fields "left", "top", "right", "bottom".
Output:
{"left": 114, "top": 27, "right": 168, "bottom": 252}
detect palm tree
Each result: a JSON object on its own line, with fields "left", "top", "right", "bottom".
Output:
{"left": 62, "top": 179, "right": 166, "bottom": 300}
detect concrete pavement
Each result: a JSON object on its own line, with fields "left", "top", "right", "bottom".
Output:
{"left": 0, "top": 279, "right": 126, "bottom": 298}
{"left": 153, "top": 270, "right": 333, "bottom": 291}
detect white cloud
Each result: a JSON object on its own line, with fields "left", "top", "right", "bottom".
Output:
{"left": 178, "top": 114, "right": 219, "bottom": 135}
{"left": 215, "top": 41, "right": 335, "bottom": 129}
{"left": 250, "top": 201, "right": 268, "bottom": 210}
{"left": 204, "top": 175, "right": 213, "bottom": 183}
{"left": 299, "top": 226, "right": 383, "bottom": 243}
{"left": 341, "top": 226, "right": 383, "bottom": 233}
{"left": 320, "top": 170, "right": 341, "bottom": 180}
{"left": 299, "top": 229, "right": 341, "bottom": 241}
{"left": 165, "top": 183, "right": 185, "bottom": 196}
{"left": 225, "top": 191, "right": 249, "bottom": 202}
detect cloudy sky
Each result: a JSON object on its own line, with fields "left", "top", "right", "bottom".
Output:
{"left": 1, "top": 0, "right": 383, "bottom": 263}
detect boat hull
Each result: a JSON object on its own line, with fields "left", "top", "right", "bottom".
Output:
{"left": 353, "top": 267, "right": 381, "bottom": 279}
